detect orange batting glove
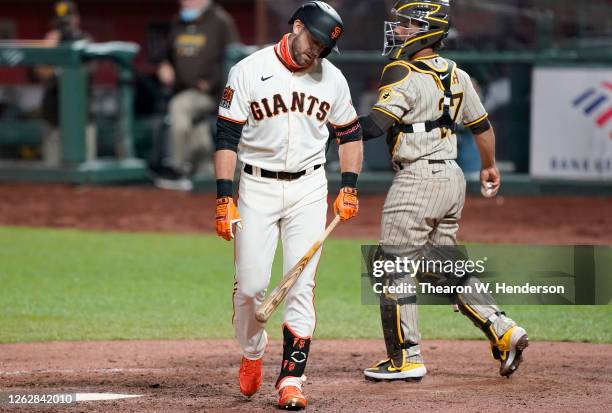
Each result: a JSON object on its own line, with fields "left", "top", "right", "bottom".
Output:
{"left": 333, "top": 187, "right": 359, "bottom": 221}
{"left": 215, "top": 196, "right": 242, "bottom": 241}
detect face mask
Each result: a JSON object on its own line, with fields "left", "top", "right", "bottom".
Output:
{"left": 180, "top": 8, "right": 202, "bottom": 23}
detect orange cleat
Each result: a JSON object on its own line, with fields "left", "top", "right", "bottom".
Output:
{"left": 239, "top": 356, "right": 263, "bottom": 397}
{"left": 278, "top": 385, "right": 307, "bottom": 410}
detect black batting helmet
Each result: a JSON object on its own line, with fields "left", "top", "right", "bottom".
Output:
{"left": 383, "top": 0, "right": 451, "bottom": 60}
{"left": 289, "top": 1, "right": 344, "bottom": 59}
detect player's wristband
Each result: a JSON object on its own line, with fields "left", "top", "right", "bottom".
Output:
{"left": 341, "top": 172, "right": 358, "bottom": 189}
{"left": 216, "top": 179, "right": 233, "bottom": 198}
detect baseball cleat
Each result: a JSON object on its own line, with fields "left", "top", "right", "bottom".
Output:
{"left": 239, "top": 356, "right": 263, "bottom": 397}
{"left": 278, "top": 385, "right": 307, "bottom": 410}
{"left": 492, "top": 326, "right": 529, "bottom": 377}
{"left": 364, "top": 358, "right": 427, "bottom": 381}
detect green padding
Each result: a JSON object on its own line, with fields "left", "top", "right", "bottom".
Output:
{"left": 0, "top": 120, "right": 45, "bottom": 145}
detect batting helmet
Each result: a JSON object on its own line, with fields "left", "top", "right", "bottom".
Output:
{"left": 383, "top": 0, "right": 451, "bottom": 60}
{"left": 289, "top": 1, "right": 344, "bottom": 59}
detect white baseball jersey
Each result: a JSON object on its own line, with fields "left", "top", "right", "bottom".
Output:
{"left": 218, "top": 45, "right": 358, "bottom": 172}
{"left": 373, "top": 55, "right": 488, "bottom": 162}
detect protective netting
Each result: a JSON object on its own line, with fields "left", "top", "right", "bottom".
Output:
{"left": 263, "top": 0, "right": 612, "bottom": 52}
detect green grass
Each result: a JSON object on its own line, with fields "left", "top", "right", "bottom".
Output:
{"left": 0, "top": 227, "right": 610, "bottom": 343}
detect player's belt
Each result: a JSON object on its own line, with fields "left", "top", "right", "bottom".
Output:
{"left": 393, "top": 159, "right": 451, "bottom": 170}
{"left": 243, "top": 164, "right": 322, "bottom": 181}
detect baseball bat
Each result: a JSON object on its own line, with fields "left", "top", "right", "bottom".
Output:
{"left": 255, "top": 214, "right": 341, "bottom": 323}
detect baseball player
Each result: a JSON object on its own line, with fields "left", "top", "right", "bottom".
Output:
{"left": 358, "top": 0, "right": 528, "bottom": 381}
{"left": 214, "top": 1, "right": 362, "bottom": 409}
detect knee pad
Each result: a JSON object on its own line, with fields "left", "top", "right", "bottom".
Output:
{"left": 413, "top": 246, "right": 475, "bottom": 302}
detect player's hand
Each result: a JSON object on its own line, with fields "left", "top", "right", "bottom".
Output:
{"left": 480, "top": 166, "right": 500, "bottom": 198}
{"left": 215, "top": 196, "right": 242, "bottom": 241}
{"left": 333, "top": 187, "right": 359, "bottom": 221}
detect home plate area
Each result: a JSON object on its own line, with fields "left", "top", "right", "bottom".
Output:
{"left": 1, "top": 339, "right": 611, "bottom": 412}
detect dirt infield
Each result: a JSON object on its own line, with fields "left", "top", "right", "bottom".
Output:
{"left": 0, "top": 183, "right": 611, "bottom": 244}
{"left": 0, "top": 339, "right": 611, "bottom": 412}
{"left": 1, "top": 183, "right": 611, "bottom": 411}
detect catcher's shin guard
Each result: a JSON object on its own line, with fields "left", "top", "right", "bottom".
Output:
{"left": 368, "top": 247, "right": 421, "bottom": 368}
{"left": 380, "top": 299, "right": 419, "bottom": 367}
{"left": 276, "top": 324, "right": 311, "bottom": 389}
{"left": 455, "top": 278, "right": 514, "bottom": 344}
{"left": 367, "top": 246, "right": 425, "bottom": 381}
{"left": 363, "top": 300, "right": 426, "bottom": 381}
{"left": 456, "top": 299, "right": 501, "bottom": 342}
{"left": 455, "top": 279, "right": 527, "bottom": 376}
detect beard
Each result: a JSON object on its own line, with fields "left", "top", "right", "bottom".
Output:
{"left": 290, "top": 32, "right": 317, "bottom": 68}
{"left": 295, "top": 52, "right": 315, "bottom": 67}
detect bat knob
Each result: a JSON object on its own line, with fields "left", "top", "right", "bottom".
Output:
{"left": 255, "top": 311, "right": 268, "bottom": 323}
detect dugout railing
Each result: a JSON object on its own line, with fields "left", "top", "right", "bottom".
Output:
{"left": 0, "top": 40, "right": 146, "bottom": 183}
{"left": 0, "top": 42, "right": 610, "bottom": 194}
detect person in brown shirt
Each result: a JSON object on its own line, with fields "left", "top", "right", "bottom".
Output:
{"left": 33, "top": 1, "right": 96, "bottom": 166}
{"left": 155, "top": 0, "right": 239, "bottom": 190}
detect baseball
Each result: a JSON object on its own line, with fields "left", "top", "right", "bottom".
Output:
{"left": 481, "top": 182, "right": 495, "bottom": 198}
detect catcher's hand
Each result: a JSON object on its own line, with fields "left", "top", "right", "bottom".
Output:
{"left": 480, "top": 166, "right": 501, "bottom": 198}
{"left": 215, "top": 196, "right": 242, "bottom": 241}
{"left": 333, "top": 187, "right": 358, "bottom": 221}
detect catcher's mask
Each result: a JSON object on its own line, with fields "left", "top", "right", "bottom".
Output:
{"left": 289, "top": 1, "right": 344, "bottom": 59}
{"left": 383, "top": 0, "right": 451, "bottom": 60}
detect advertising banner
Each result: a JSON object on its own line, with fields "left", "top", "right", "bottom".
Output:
{"left": 530, "top": 67, "right": 612, "bottom": 180}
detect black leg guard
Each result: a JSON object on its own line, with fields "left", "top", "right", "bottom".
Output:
{"left": 368, "top": 246, "right": 419, "bottom": 367}
{"left": 275, "top": 324, "right": 311, "bottom": 389}
{"left": 380, "top": 299, "right": 418, "bottom": 367}
{"left": 456, "top": 297, "right": 506, "bottom": 343}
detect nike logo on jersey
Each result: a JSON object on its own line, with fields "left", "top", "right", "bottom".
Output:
{"left": 261, "top": 75, "right": 274, "bottom": 81}
{"left": 440, "top": 73, "right": 449, "bottom": 80}
{"left": 250, "top": 91, "right": 331, "bottom": 122}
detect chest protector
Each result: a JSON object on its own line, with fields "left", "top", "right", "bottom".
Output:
{"left": 398, "top": 58, "right": 459, "bottom": 136}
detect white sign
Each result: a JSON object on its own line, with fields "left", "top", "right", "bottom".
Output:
{"left": 530, "top": 67, "right": 612, "bottom": 180}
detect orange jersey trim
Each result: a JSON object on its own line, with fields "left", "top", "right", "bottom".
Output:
{"left": 218, "top": 114, "right": 247, "bottom": 125}
{"left": 329, "top": 117, "right": 359, "bottom": 129}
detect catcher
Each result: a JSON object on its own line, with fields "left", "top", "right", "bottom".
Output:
{"left": 358, "top": 0, "right": 528, "bottom": 381}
